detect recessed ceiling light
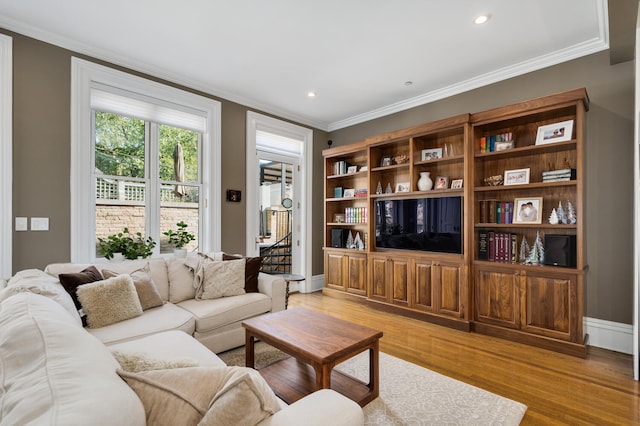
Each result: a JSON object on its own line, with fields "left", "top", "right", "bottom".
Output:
{"left": 404, "top": 81, "right": 413, "bottom": 86}
{"left": 307, "top": 91, "right": 316, "bottom": 98}
{"left": 474, "top": 14, "right": 489, "bottom": 25}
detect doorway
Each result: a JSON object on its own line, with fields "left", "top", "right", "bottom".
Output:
{"left": 245, "top": 112, "right": 313, "bottom": 293}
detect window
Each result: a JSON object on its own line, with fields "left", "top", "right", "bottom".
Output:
{"left": 72, "top": 58, "right": 221, "bottom": 262}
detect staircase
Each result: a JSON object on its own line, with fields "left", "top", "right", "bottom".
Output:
{"left": 260, "top": 231, "right": 292, "bottom": 274}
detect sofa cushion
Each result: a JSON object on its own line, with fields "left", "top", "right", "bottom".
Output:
{"left": 222, "top": 254, "right": 262, "bottom": 293}
{"left": 177, "top": 292, "right": 272, "bottom": 333}
{"left": 87, "top": 302, "right": 195, "bottom": 346}
{"left": 99, "top": 258, "right": 170, "bottom": 302}
{"left": 118, "top": 366, "right": 280, "bottom": 426}
{"left": 0, "top": 293, "right": 145, "bottom": 425}
{"left": 199, "top": 258, "right": 246, "bottom": 300}
{"left": 77, "top": 274, "right": 144, "bottom": 328}
{"left": 58, "top": 265, "right": 103, "bottom": 309}
{"left": 109, "top": 330, "right": 227, "bottom": 368}
{"left": 0, "top": 269, "right": 82, "bottom": 326}
{"left": 166, "top": 257, "right": 196, "bottom": 303}
{"left": 103, "top": 266, "right": 164, "bottom": 310}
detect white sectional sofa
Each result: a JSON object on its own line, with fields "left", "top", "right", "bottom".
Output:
{"left": 0, "top": 262, "right": 365, "bottom": 425}
{"left": 44, "top": 254, "right": 285, "bottom": 353}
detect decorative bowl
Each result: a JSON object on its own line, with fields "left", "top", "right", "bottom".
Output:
{"left": 394, "top": 155, "right": 409, "bottom": 164}
{"left": 484, "top": 175, "right": 504, "bottom": 186}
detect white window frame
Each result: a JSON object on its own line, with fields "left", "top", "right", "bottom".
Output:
{"left": 0, "top": 34, "right": 12, "bottom": 278}
{"left": 71, "top": 58, "right": 221, "bottom": 262}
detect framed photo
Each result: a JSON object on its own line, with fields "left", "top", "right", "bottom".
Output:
{"left": 535, "top": 120, "right": 574, "bottom": 145}
{"left": 514, "top": 197, "right": 543, "bottom": 224}
{"left": 504, "top": 168, "right": 530, "bottom": 186}
{"left": 395, "top": 182, "right": 410, "bottom": 193}
{"left": 347, "top": 165, "right": 358, "bottom": 174}
{"left": 421, "top": 148, "right": 443, "bottom": 161}
{"left": 434, "top": 176, "right": 449, "bottom": 190}
{"left": 333, "top": 213, "right": 345, "bottom": 223}
{"left": 450, "top": 179, "right": 463, "bottom": 189}
{"left": 359, "top": 165, "right": 368, "bottom": 172}
{"left": 343, "top": 188, "right": 355, "bottom": 198}
{"left": 226, "top": 189, "right": 241, "bottom": 202}
{"left": 380, "top": 156, "right": 392, "bottom": 167}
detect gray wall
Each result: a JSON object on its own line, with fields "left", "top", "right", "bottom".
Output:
{"left": 327, "top": 50, "right": 635, "bottom": 324}
{"left": 5, "top": 29, "right": 634, "bottom": 324}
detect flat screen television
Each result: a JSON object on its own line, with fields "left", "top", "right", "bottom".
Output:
{"left": 375, "top": 196, "right": 463, "bottom": 254}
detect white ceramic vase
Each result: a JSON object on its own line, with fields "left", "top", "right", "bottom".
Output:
{"left": 110, "top": 252, "right": 125, "bottom": 262}
{"left": 417, "top": 172, "right": 433, "bottom": 191}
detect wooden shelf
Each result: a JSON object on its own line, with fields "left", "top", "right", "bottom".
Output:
{"left": 474, "top": 140, "right": 577, "bottom": 159}
{"left": 474, "top": 180, "right": 577, "bottom": 192}
{"left": 474, "top": 223, "right": 577, "bottom": 229}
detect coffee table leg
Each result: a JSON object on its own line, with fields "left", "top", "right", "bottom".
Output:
{"left": 314, "top": 363, "right": 333, "bottom": 390}
{"left": 246, "top": 333, "right": 255, "bottom": 368}
{"left": 369, "top": 341, "right": 379, "bottom": 399}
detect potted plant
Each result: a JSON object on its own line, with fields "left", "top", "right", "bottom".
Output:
{"left": 163, "top": 221, "right": 195, "bottom": 257}
{"left": 98, "top": 227, "right": 156, "bottom": 260}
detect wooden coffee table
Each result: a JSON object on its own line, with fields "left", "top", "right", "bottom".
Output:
{"left": 242, "top": 308, "right": 383, "bottom": 407}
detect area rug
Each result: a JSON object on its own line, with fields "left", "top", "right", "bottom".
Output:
{"left": 218, "top": 343, "right": 527, "bottom": 425}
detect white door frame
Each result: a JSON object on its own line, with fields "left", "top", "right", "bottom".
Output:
{"left": 0, "top": 34, "right": 12, "bottom": 279}
{"left": 246, "top": 112, "right": 313, "bottom": 292}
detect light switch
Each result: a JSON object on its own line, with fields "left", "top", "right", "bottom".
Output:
{"left": 15, "top": 217, "right": 27, "bottom": 231}
{"left": 31, "top": 217, "right": 49, "bottom": 231}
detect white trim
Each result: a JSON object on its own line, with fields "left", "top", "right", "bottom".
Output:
{"left": 71, "top": 58, "right": 221, "bottom": 262}
{"left": 0, "top": 0, "right": 609, "bottom": 133}
{"left": 0, "top": 34, "right": 12, "bottom": 278}
{"left": 246, "top": 112, "right": 313, "bottom": 292}
{"left": 309, "top": 274, "right": 325, "bottom": 293}
{"left": 584, "top": 317, "right": 634, "bottom": 354}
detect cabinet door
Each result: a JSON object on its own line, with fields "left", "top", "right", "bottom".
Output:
{"left": 324, "top": 251, "right": 346, "bottom": 291}
{"left": 521, "top": 272, "right": 577, "bottom": 341}
{"left": 389, "top": 258, "right": 410, "bottom": 307}
{"left": 369, "top": 255, "right": 389, "bottom": 302}
{"left": 413, "top": 259, "right": 434, "bottom": 312}
{"left": 435, "top": 262, "right": 465, "bottom": 319}
{"left": 346, "top": 253, "right": 367, "bottom": 296}
{"left": 474, "top": 268, "right": 520, "bottom": 329}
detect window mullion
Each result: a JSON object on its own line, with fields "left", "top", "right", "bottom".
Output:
{"left": 148, "top": 122, "right": 160, "bottom": 254}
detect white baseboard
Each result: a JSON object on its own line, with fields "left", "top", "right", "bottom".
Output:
{"left": 584, "top": 317, "right": 633, "bottom": 354}
{"left": 305, "top": 277, "right": 634, "bottom": 354}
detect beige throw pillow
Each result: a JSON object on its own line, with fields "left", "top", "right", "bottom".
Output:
{"left": 118, "top": 366, "right": 280, "bottom": 426}
{"left": 102, "top": 265, "right": 163, "bottom": 310}
{"left": 166, "top": 257, "right": 196, "bottom": 303}
{"left": 199, "top": 258, "right": 246, "bottom": 300}
{"left": 76, "top": 275, "right": 143, "bottom": 328}
{"left": 111, "top": 349, "right": 198, "bottom": 372}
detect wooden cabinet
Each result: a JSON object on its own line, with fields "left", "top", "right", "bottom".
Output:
{"left": 324, "top": 249, "right": 367, "bottom": 296}
{"left": 368, "top": 253, "right": 410, "bottom": 306}
{"left": 323, "top": 89, "right": 587, "bottom": 355}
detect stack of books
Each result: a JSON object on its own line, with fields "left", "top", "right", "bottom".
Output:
{"left": 478, "top": 231, "right": 521, "bottom": 263}
{"left": 542, "top": 168, "right": 576, "bottom": 182}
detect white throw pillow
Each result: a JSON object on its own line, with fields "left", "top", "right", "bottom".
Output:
{"left": 166, "top": 257, "right": 196, "bottom": 303}
{"left": 199, "top": 258, "right": 246, "bottom": 300}
{"left": 76, "top": 275, "right": 143, "bottom": 328}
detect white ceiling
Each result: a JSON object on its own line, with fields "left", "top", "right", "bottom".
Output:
{"left": 0, "top": 0, "right": 609, "bottom": 131}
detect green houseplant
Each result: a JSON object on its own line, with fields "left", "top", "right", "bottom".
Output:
{"left": 98, "top": 227, "right": 156, "bottom": 260}
{"left": 163, "top": 221, "right": 195, "bottom": 256}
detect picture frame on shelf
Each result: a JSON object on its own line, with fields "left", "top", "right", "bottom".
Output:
{"left": 380, "top": 156, "right": 392, "bottom": 167}
{"left": 504, "top": 168, "right": 530, "bottom": 186}
{"left": 514, "top": 197, "right": 543, "bottom": 224}
{"left": 421, "top": 148, "right": 443, "bottom": 161}
{"left": 395, "top": 182, "right": 410, "bottom": 193}
{"left": 450, "top": 179, "right": 463, "bottom": 189}
{"left": 347, "top": 165, "right": 358, "bottom": 174}
{"left": 495, "top": 140, "right": 514, "bottom": 151}
{"left": 343, "top": 188, "right": 355, "bottom": 198}
{"left": 359, "top": 165, "right": 368, "bottom": 172}
{"left": 434, "top": 176, "right": 449, "bottom": 190}
{"left": 535, "top": 120, "right": 574, "bottom": 145}
{"left": 333, "top": 213, "right": 345, "bottom": 223}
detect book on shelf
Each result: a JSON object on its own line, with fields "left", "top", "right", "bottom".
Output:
{"left": 354, "top": 188, "right": 368, "bottom": 197}
{"left": 480, "top": 200, "right": 513, "bottom": 224}
{"left": 479, "top": 231, "right": 521, "bottom": 263}
{"left": 542, "top": 168, "right": 576, "bottom": 182}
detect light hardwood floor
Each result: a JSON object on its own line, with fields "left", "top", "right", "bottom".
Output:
{"left": 288, "top": 292, "right": 639, "bottom": 425}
